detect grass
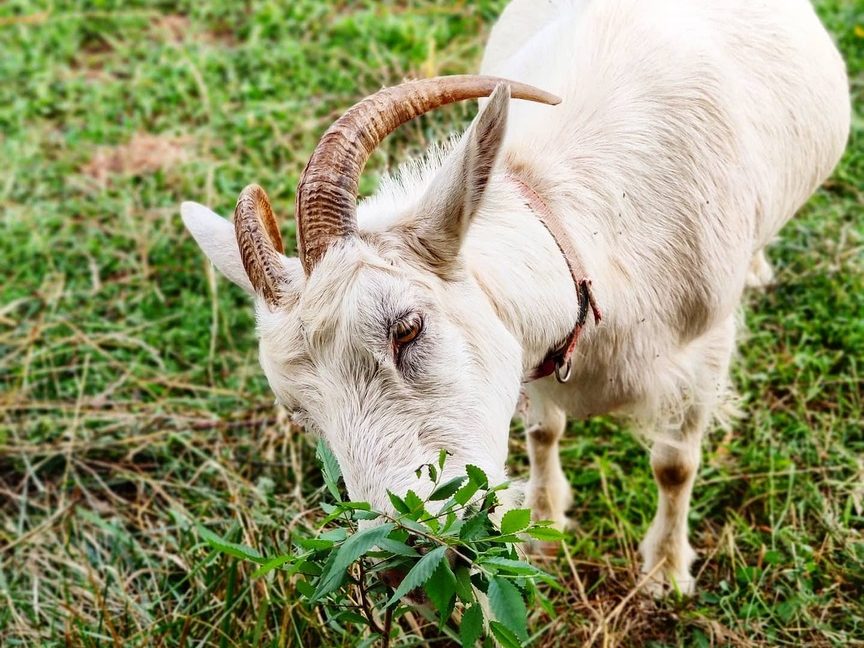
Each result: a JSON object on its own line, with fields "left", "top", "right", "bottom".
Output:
{"left": 0, "top": 0, "right": 861, "bottom": 646}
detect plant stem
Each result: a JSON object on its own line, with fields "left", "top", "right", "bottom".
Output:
{"left": 380, "top": 605, "right": 394, "bottom": 648}
{"left": 357, "top": 562, "right": 384, "bottom": 635}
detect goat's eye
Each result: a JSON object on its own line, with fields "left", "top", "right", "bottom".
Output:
{"left": 391, "top": 314, "right": 423, "bottom": 347}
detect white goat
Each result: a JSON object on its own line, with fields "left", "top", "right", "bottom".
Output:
{"left": 181, "top": 0, "right": 850, "bottom": 595}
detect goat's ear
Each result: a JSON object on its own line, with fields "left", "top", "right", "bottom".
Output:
{"left": 412, "top": 83, "right": 510, "bottom": 267}
{"left": 181, "top": 201, "right": 256, "bottom": 295}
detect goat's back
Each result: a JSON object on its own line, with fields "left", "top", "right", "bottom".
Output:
{"left": 481, "top": 0, "right": 849, "bottom": 337}
{"left": 483, "top": 0, "right": 849, "bottom": 249}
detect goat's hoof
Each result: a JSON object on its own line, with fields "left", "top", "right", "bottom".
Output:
{"left": 641, "top": 569, "right": 696, "bottom": 598}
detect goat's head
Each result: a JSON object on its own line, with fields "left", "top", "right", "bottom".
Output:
{"left": 182, "top": 77, "right": 559, "bottom": 511}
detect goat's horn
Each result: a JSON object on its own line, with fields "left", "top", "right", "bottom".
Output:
{"left": 295, "top": 75, "right": 561, "bottom": 274}
{"left": 235, "top": 183, "right": 286, "bottom": 306}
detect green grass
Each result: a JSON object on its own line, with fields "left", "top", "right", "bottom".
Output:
{"left": 0, "top": 1, "right": 862, "bottom": 646}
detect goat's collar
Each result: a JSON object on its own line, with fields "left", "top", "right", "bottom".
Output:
{"left": 503, "top": 170, "right": 602, "bottom": 383}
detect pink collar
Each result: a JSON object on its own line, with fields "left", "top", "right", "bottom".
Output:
{"left": 504, "top": 171, "right": 602, "bottom": 383}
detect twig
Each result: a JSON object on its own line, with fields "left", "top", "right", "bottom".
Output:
{"left": 381, "top": 605, "right": 394, "bottom": 648}
{"left": 357, "top": 562, "right": 384, "bottom": 635}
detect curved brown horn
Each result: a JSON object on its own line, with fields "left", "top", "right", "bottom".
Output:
{"left": 234, "top": 183, "right": 286, "bottom": 306}
{"left": 295, "top": 75, "right": 561, "bottom": 274}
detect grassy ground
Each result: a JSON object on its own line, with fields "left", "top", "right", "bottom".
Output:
{"left": 1, "top": 1, "right": 862, "bottom": 646}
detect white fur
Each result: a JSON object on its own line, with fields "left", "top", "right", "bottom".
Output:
{"left": 183, "top": 0, "right": 850, "bottom": 596}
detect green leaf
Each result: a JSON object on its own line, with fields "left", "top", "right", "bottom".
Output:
{"left": 459, "top": 513, "right": 490, "bottom": 541}
{"left": 480, "top": 557, "right": 542, "bottom": 576}
{"left": 460, "top": 604, "right": 484, "bottom": 647}
{"left": 500, "top": 509, "right": 532, "bottom": 535}
{"left": 424, "top": 559, "right": 457, "bottom": 616}
{"left": 295, "top": 578, "right": 315, "bottom": 599}
{"left": 388, "top": 491, "right": 410, "bottom": 514}
{"left": 376, "top": 538, "right": 419, "bottom": 557}
{"left": 404, "top": 490, "right": 426, "bottom": 514}
{"left": 489, "top": 621, "right": 523, "bottom": 648}
{"left": 437, "top": 448, "right": 448, "bottom": 470}
{"left": 251, "top": 554, "right": 294, "bottom": 578}
{"left": 465, "top": 464, "right": 489, "bottom": 488}
{"left": 197, "top": 525, "right": 266, "bottom": 564}
{"left": 386, "top": 545, "right": 447, "bottom": 607}
{"left": 294, "top": 537, "right": 335, "bottom": 551}
{"left": 319, "top": 527, "right": 349, "bottom": 542}
{"left": 454, "top": 565, "right": 475, "bottom": 604}
{"left": 525, "top": 526, "right": 566, "bottom": 542}
{"left": 311, "top": 523, "right": 394, "bottom": 602}
{"left": 488, "top": 576, "right": 528, "bottom": 641}
{"left": 316, "top": 438, "right": 343, "bottom": 501}
{"left": 454, "top": 479, "right": 481, "bottom": 506}
{"left": 429, "top": 475, "right": 467, "bottom": 501}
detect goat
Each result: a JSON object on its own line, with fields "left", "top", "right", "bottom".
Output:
{"left": 181, "top": 0, "right": 850, "bottom": 595}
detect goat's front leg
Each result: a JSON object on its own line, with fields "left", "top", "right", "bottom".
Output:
{"left": 523, "top": 396, "right": 571, "bottom": 531}
{"left": 639, "top": 407, "right": 705, "bottom": 596}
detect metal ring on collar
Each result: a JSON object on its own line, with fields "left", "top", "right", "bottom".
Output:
{"left": 555, "top": 359, "right": 572, "bottom": 383}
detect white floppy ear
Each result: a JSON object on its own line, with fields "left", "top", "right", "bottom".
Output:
{"left": 181, "top": 201, "right": 255, "bottom": 295}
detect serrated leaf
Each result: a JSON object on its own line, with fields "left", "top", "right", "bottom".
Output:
{"left": 386, "top": 545, "right": 447, "bottom": 607}
{"left": 454, "top": 565, "right": 475, "bottom": 604}
{"left": 388, "top": 491, "right": 410, "bottom": 514}
{"left": 489, "top": 620, "right": 523, "bottom": 648}
{"left": 459, "top": 512, "right": 490, "bottom": 541}
{"left": 500, "top": 509, "right": 532, "bottom": 535}
{"left": 465, "top": 464, "right": 488, "bottom": 488}
{"left": 311, "top": 523, "right": 394, "bottom": 602}
{"left": 316, "top": 438, "right": 343, "bottom": 501}
{"left": 488, "top": 576, "right": 528, "bottom": 641}
{"left": 525, "top": 526, "right": 566, "bottom": 542}
{"left": 251, "top": 554, "right": 294, "bottom": 578}
{"left": 424, "top": 559, "right": 457, "bottom": 616}
{"left": 460, "top": 604, "right": 484, "bottom": 647}
{"left": 430, "top": 475, "right": 467, "bottom": 501}
{"left": 376, "top": 538, "right": 419, "bottom": 557}
{"left": 480, "top": 557, "right": 542, "bottom": 576}
{"left": 197, "top": 525, "right": 266, "bottom": 564}
{"left": 404, "top": 490, "right": 426, "bottom": 514}
{"left": 437, "top": 448, "right": 448, "bottom": 470}
{"left": 441, "top": 510, "right": 458, "bottom": 533}
{"left": 454, "top": 480, "right": 481, "bottom": 506}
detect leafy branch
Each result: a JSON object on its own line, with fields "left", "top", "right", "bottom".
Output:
{"left": 199, "top": 444, "right": 562, "bottom": 647}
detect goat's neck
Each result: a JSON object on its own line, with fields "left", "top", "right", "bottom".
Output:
{"left": 462, "top": 171, "right": 599, "bottom": 374}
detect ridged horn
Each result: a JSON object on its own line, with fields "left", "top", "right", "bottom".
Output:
{"left": 234, "top": 183, "right": 286, "bottom": 306}
{"left": 295, "top": 75, "right": 561, "bottom": 274}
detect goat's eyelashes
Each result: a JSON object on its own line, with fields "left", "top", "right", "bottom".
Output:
{"left": 391, "top": 314, "right": 423, "bottom": 349}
